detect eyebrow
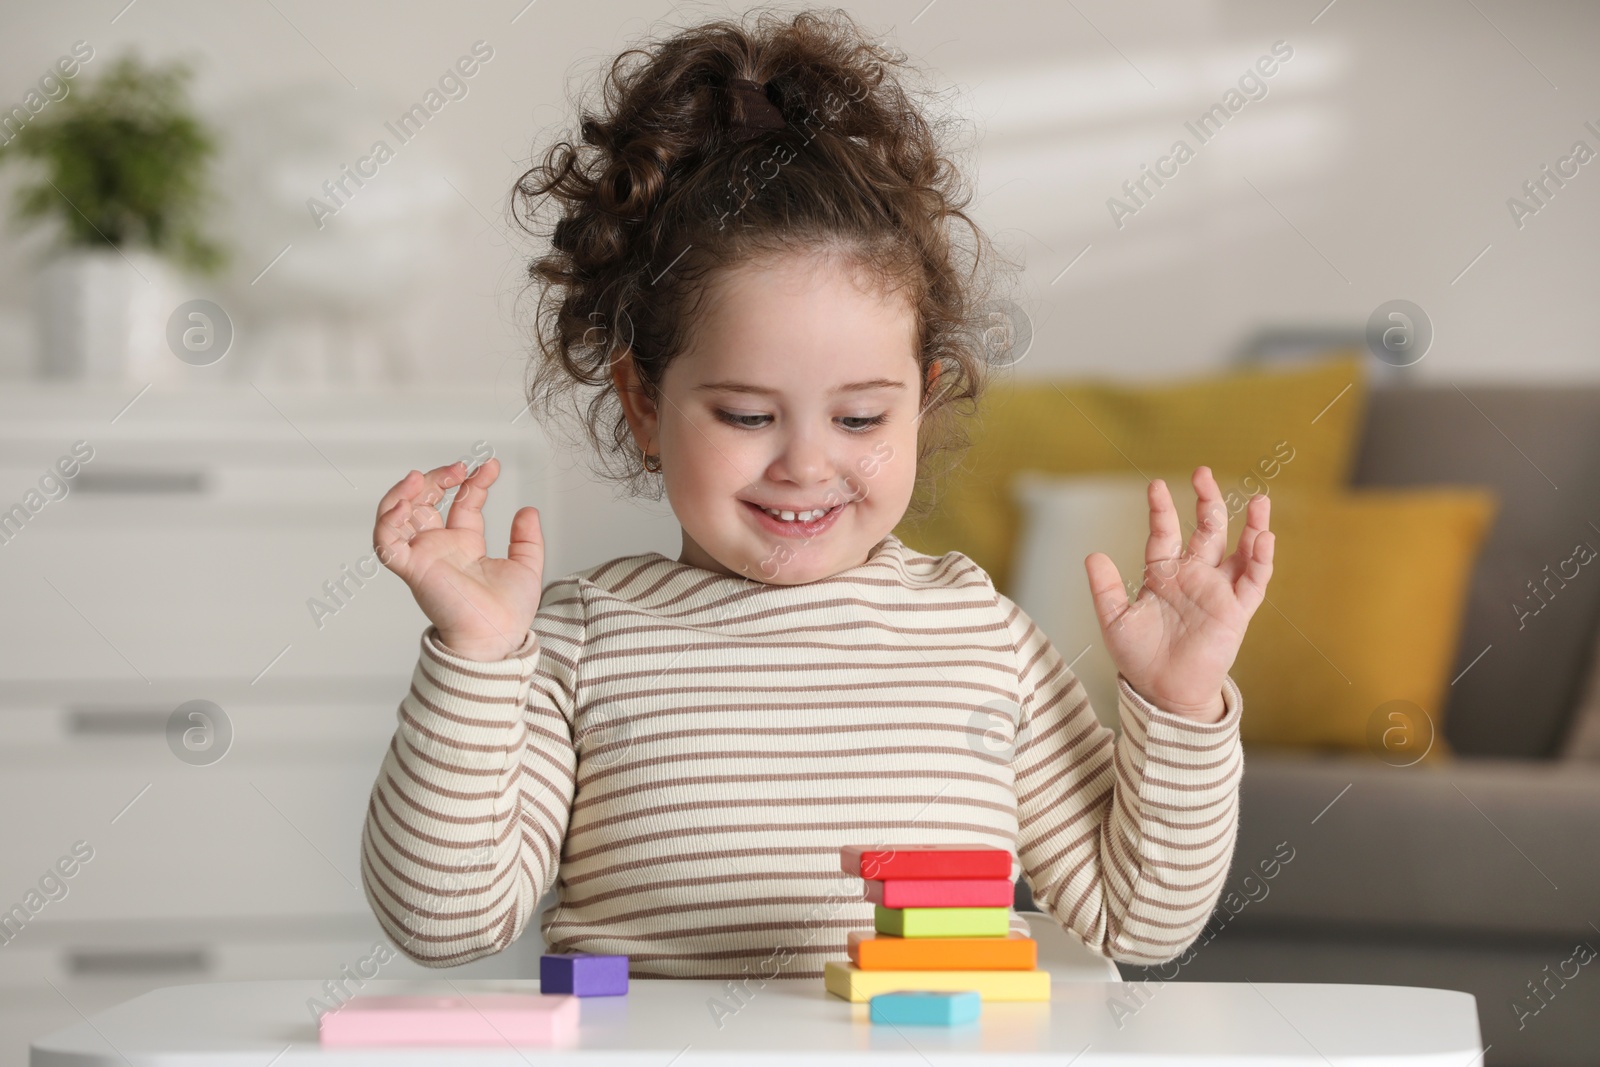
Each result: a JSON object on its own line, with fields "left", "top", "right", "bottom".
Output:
{"left": 692, "top": 378, "right": 908, "bottom": 396}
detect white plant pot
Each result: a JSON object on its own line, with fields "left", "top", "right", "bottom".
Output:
{"left": 37, "top": 248, "right": 180, "bottom": 383}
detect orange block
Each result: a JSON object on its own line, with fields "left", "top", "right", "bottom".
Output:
{"left": 848, "top": 930, "right": 1037, "bottom": 971}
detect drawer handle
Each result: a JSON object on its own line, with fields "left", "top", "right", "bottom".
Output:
{"left": 74, "top": 469, "right": 207, "bottom": 494}
{"left": 67, "top": 948, "right": 210, "bottom": 976}
{"left": 66, "top": 707, "right": 170, "bottom": 736}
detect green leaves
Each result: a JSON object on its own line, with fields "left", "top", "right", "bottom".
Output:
{"left": 0, "top": 54, "right": 225, "bottom": 274}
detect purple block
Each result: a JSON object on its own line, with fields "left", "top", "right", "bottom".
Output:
{"left": 540, "top": 952, "right": 629, "bottom": 996}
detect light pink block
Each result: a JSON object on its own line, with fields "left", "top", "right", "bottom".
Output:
{"left": 318, "top": 994, "right": 579, "bottom": 1047}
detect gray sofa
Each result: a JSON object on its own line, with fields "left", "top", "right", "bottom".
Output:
{"left": 1019, "top": 384, "right": 1600, "bottom": 1067}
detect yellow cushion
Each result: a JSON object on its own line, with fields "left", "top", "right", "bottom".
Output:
{"left": 1227, "top": 488, "right": 1497, "bottom": 760}
{"left": 895, "top": 352, "right": 1368, "bottom": 593}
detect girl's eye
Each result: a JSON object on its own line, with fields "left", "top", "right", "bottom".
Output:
{"left": 838, "top": 414, "right": 888, "bottom": 432}
{"left": 716, "top": 411, "right": 769, "bottom": 429}
{"left": 714, "top": 411, "right": 889, "bottom": 433}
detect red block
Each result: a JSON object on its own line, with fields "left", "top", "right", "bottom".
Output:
{"left": 864, "top": 877, "right": 1013, "bottom": 908}
{"left": 841, "top": 844, "right": 1011, "bottom": 880}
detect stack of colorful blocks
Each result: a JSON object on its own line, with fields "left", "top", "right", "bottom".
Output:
{"left": 823, "top": 844, "right": 1051, "bottom": 1016}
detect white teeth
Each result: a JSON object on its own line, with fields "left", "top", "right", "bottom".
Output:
{"left": 760, "top": 505, "right": 830, "bottom": 522}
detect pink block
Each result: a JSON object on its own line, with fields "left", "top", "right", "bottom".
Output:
{"left": 318, "top": 994, "right": 579, "bottom": 1047}
{"left": 864, "top": 877, "right": 1014, "bottom": 908}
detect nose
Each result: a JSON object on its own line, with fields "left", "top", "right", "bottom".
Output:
{"left": 767, "top": 421, "right": 837, "bottom": 489}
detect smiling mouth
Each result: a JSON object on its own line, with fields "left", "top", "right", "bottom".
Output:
{"left": 741, "top": 498, "right": 848, "bottom": 534}
{"left": 748, "top": 502, "right": 839, "bottom": 522}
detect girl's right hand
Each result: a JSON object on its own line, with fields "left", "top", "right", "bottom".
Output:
{"left": 373, "top": 458, "right": 545, "bottom": 661}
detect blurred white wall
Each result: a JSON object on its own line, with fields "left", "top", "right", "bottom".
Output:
{"left": 3, "top": 0, "right": 1597, "bottom": 571}
{"left": 1, "top": 0, "right": 1597, "bottom": 391}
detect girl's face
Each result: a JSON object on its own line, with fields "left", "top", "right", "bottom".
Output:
{"left": 615, "top": 250, "right": 927, "bottom": 585}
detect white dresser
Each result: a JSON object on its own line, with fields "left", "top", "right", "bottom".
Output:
{"left": 0, "top": 383, "right": 566, "bottom": 1066}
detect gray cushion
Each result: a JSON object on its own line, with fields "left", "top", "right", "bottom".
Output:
{"left": 1229, "top": 748, "right": 1600, "bottom": 937}
{"left": 1352, "top": 385, "right": 1600, "bottom": 756}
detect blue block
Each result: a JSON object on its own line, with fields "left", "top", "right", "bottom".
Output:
{"left": 539, "top": 952, "right": 629, "bottom": 996}
{"left": 869, "top": 990, "right": 981, "bottom": 1026}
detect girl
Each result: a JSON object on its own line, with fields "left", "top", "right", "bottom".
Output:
{"left": 360, "top": 9, "right": 1273, "bottom": 980}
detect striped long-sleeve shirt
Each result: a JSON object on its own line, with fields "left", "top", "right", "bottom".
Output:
{"left": 359, "top": 532, "right": 1244, "bottom": 978}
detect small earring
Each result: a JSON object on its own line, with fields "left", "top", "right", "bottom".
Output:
{"left": 643, "top": 450, "right": 662, "bottom": 473}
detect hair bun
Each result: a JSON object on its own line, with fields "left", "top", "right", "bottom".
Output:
{"left": 725, "top": 78, "right": 785, "bottom": 142}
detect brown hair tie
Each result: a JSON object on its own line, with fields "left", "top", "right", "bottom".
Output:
{"left": 725, "top": 77, "right": 785, "bottom": 141}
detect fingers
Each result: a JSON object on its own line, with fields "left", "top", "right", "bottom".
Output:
{"left": 415, "top": 460, "right": 472, "bottom": 511}
{"left": 443, "top": 457, "right": 500, "bottom": 536}
{"left": 375, "top": 461, "right": 471, "bottom": 522}
{"left": 1243, "top": 489, "right": 1270, "bottom": 543}
{"left": 1085, "top": 552, "right": 1131, "bottom": 631}
{"left": 372, "top": 460, "right": 472, "bottom": 577}
{"left": 375, "top": 469, "right": 421, "bottom": 521}
{"left": 1184, "top": 466, "right": 1228, "bottom": 567}
{"left": 373, "top": 497, "right": 416, "bottom": 577}
{"left": 1221, "top": 493, "right": 1271, "bottom": 583}
{"left": 1233, "top": 528, "right": 1275, "bottom": 617}
{"left": 506, "top": 505, "right": 545, "bottom": 574}
{"left": 1145, "top": 478, "right": 1183, "bottom": 570}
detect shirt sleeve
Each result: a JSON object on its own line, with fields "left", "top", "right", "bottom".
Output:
{"left": 997, "top": 591, "right": 1244, "bottom": 966}
{"left": 359, "top": 578, "right": 584, "bottom": 967}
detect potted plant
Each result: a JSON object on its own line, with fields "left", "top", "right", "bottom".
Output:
{"left": 0, "top": 53, "right": 224, "bottom": 380}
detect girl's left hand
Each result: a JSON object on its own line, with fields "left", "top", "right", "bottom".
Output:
{"left": 1084, "top": 466, "right": 1275, "bottom": 723}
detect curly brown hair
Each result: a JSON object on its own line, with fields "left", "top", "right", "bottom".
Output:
{"left": 511, "top": 7, "right": 1015, "bottom": 523}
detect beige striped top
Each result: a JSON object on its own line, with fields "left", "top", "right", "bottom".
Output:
{"left": 359, "top": 532, "right": 1244, "bottom": 979}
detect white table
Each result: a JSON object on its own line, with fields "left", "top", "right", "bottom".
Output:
{"left": 31, "top": 976, "right": 1482, "bottom": 1065}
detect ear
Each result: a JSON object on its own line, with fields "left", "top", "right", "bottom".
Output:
{"left": 925, "top": 359, "right": 942, "bottom": 392}
{"left": 610, "top": 349, "right": 660, "bottom": 449}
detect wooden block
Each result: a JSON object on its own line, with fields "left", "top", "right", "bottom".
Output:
{"left": 874, "top": 904, "right": 1011, "bottom": 938}
{"left": 824, "top": 960, "right": 1051, "bottom": 1002}
{"left": 539, "top": 952, "right": 629, "bottom": 996}
{"left": 318, "top": 994, "right": 578, "bottom": 1046}
{"left": 865, "top": 877, "right": 1013, "bottom": 908}
{"left": 869, "top": 990, "right": 981, "bottom": 1026}
{"left": 841, "top": 844, "right": 1011, "bottom": 880}
{"left": 849, "top": 930, "right": 1037, "bottom": 971}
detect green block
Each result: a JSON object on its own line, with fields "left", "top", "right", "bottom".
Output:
{"left": 873, "top": 904, "right": 1011, "bottom": 938}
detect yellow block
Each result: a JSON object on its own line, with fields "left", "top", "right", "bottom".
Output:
{"left": 823, "top": 960, "right": 1051, "bottom": 1002}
